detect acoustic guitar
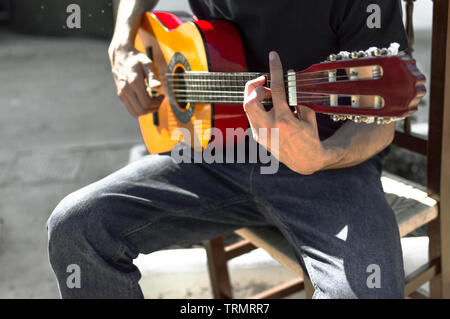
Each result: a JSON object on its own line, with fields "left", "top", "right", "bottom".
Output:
{"left": 134, "top": 11, "right": 426, "bottom": 154}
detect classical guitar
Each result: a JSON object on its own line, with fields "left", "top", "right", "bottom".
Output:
{"left": 134, "top": 11, "right": 426, "bottom": 154}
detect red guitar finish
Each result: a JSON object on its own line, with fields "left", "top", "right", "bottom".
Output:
{"left": 296, "top": 56, "right": 426, "bottom": 118}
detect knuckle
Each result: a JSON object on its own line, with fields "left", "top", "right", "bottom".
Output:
{"left": 117, "top": 87, "right": 126, "bottom": 99}
{"left": 271, "top": 86, "right": 285, "bottom": 95}
{"left": 144, "top": 101, "right": 156, "bottom": 111}
{"left": 254, "top": 86, "right": 265, "bottom": 97}
{"left": 276, "top": 114, "right": 291, "bottom": 127}
{"left": 129, "top": 75, "right": 139, "bottom": 85}
{"left": 243, "top": 98, "right": 254, "bottom": 108}
{"left": 244, "top": 81, "right": 252, "bottom": 93}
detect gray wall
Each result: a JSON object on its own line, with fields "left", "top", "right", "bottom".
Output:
{"left": 10, "top": 0, "right": 114, "bottom": 38}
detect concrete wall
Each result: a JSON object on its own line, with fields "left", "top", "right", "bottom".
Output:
{"left": 10, "top": 0, "right": 114, "bottom": 38}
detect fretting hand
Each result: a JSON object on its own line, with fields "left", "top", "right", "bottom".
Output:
{"left": 243, "top": 51, "right": 329, "bottom": 175}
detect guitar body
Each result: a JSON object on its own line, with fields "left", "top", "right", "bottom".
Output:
{"left": 134, "top": 11, "right": 249, "bottom": 154}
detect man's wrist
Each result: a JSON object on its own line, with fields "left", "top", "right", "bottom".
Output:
{"left": 108, "top": 37, "right": 135, "bottom": 62}
{"left": 320, "top": 142, "right": 347, "bottom": 170}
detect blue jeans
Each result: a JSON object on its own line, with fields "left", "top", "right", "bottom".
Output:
{"left": 46, "top": 144, "right": 404, "bottom": 298}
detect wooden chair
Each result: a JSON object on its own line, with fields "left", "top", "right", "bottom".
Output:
{"left": 204, "top": 0, "right": 450, "bottom": 299}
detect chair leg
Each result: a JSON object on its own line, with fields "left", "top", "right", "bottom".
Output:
{"left": 204, "top": 237, "right": 233, "bottom": 299}
{"left": 429, "top": 218, "right": 442, "bottom": 298}
{"left": 304, "top": 276, "right": 314, "bottom": 299}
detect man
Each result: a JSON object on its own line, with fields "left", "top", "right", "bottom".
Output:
{"left": 47, "top": 0, "right": 409, "bottom": 298}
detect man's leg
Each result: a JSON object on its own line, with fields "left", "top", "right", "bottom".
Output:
{"left": 47, "top": 148, "right": 271, "bottom": 298}
{"left": 252, "top": 158, "right": 404, "bottom": 298}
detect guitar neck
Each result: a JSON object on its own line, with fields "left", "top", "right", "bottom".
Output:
{"left": 169, "top": 71, "right": 289, "bottom": 105}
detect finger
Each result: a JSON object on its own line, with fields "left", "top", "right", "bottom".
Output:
{"left": 135, "top": 52, "right": 154, "bottom": 71}
{"left": 137, "top": 53, "right": 162, "bottom": 86}
{"left": 148, "top": 94, "right": 165, "bottom": 112}
{"left": 243, "top": 89, "right": 272, "bottom": 141}
{"left": 116, "top": 79, "right": 139, "bottom": 117}
{"left": 297, "top": 104, "right": 317, "bottom": 126}
{"left": 133, "top": 66, "right": 159, "bottom": 111}
{"left": 127, "top": 89, "right": 146, "bottom": 116}
{"left": 269, "top": 51, "right": 292, "bottom": 120}
{"left": 118, "top": 89, "right": 139, "bottom": 118}
{"left": 243, "top": 86, "right": 271, "bottom": 119}
{"left": 268, "top": 51, "right": 287, "bottom": 104}
{"left": 244, "top": 75, "right": 266, "bottom": 97}
{"left": 143, "top": 65, "right": 161, "bottom": 88}
{"left": 254, "top": 86, "right": 272, "bottom": 102}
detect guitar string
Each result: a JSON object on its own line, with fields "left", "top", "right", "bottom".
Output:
{"left": 166, "top": 79, "right": 370, "bottom": 91}
{"left": 172, "top": 94, "right": 329, "bottom": 99}
{"left": 174, "top": 99, "right": 331, "bottom": 104}
{"left": 164, "top": 74, "right": 346, "bottom": 82}
{"left": 164, "top": 70, "right": 373, "bottom": 80}
{"left": 164, "top": 69, "right": 357, "bottom": 78}
{"left": 164, "top": 74, "right": 357, "bottom": 84}
{"left": 164, "top": 77, "right": 375, "bottom": 89}
{"left": 170, "top": 89, "right": 333, "bottom": 96}
{"left": 155, "top": 73, "right": 374, "bottom": 102}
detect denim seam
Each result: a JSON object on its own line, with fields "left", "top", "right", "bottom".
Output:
{"left": 122, "top": 197, "right": 252, "bottom": 238}
{"left": 249, "top": 163, "right": 256, "bottom": 195}
{"left": 252, "top": 196, "right": 323, "bottom": 297}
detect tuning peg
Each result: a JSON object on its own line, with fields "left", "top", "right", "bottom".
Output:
{"left": 357, "top": 51, "right": 367, "bottom": 58}
{"left": 371, "top": 49, "right": 382, "bottom": 57}
{"left": 375, "top": 117, "right": 395, "bottom": 124}
{"left": 387, "top": 42, "right": 400, "bottom": 56}
{"left": 327, "top": 54, "right": 337, "bottom": 62}
{"left": 351, "top": 51, "right": 359, "bottom": 59}
{"left": 351, "top": 115, "right": 362, "bottom": 123}
{"left": 330, "top": 114, "right": 350, "bottom": 122}
{"left": 380, "top": 48, "right": 389, "bottom": 56}
{"left": 383, "top": 117, "right": 394, "bottom": 124}
{"left": 360, "top": 116, "right": 374, "bottom": 123}
{"left": 331, "top": 114, "right": 340, "bottom": 122}
{"left": 337, "top": 51, "right": 351, "bottom": 60}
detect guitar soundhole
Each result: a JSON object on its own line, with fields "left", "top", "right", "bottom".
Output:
{"left": 167, "top": 52, "right": 195, "bottom": 123}
{"left": 173, "top": 66, "right": 188, "bottom": 110}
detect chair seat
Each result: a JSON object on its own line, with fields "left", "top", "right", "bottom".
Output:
{"left": 235, "top": 172, "right": 439, "bottom": 276}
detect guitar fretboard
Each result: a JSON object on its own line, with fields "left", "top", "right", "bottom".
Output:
{"left": 168, "top": 72, "right": 289, "bottom": 104}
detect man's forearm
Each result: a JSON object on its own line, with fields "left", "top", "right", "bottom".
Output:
{"left": 111, "top": 0, "right": 159, "bottom": 48}
{"left": 321, "top": 122, "right": 395, "bottom": 170}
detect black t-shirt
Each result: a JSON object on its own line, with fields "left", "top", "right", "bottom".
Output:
{"left": 188, "top": 0, "right": 409, "bottom": 140}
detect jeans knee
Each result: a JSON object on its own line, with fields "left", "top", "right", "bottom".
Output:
{"left": 47, "top": 189, "right": 97, "bottom": 260}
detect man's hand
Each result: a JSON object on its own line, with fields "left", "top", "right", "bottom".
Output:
{"left": 244, "top": 51, "right": 396, "bottom": 174}
{"left": 108, "top": 43, "right": 163, "bottom": 118}
{"left": 243, "top": 51, "right": 329, "bottom": 175}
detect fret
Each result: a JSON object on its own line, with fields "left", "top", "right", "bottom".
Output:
{"left": 176, "top": 71, "right": 283, "bottom": 104}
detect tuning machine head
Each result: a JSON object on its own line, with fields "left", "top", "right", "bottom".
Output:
{"left": 327, "top": 54, "right": 337, "bottom": 62}
{"left": 330, "top": 115, "right": 402, "bottom": 124}
{"left": 326, "top": 42, "right": 400, "bottom": 62}
{"left": 330, "top": 114, "right": 348, "bottom": 122}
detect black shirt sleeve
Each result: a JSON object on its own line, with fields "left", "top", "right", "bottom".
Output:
{"left": 332, "top": 0, "right": 409, "bottom": 52}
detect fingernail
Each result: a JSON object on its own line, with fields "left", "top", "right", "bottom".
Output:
{"left": 149, "top": 79, "right": 161, "bottom": 87}
{"left": 269, "top": 51, "right": 277, "bottom": 61}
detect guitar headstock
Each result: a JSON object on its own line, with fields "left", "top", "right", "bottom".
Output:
{"left": 290, "top": 43, "right": 426, "bottom": 124}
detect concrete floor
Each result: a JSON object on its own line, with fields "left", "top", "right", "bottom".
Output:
{"left": 0, "top": 29, "right": 141, "bottom": 298}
